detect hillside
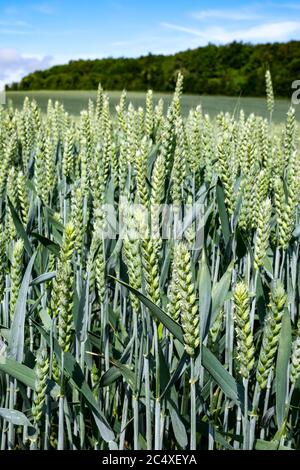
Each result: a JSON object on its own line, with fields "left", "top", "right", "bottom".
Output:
{"left": 7, "top": 40, "right": 300, "bottom": 97}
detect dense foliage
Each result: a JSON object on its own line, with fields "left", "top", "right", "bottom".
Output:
{"left": 7, "top": 41, "right": 300, "bottom": 97}
{"left": 0, "top": 75, "right": 300, "bottom": 451}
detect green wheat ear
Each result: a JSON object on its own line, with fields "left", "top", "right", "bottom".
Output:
{"left": 123, "top": 209, "right": 142, "bottom": 314}
{"left": 135, "top": 136, "right": 149, "bottom": 208}
{"left": 254, "top": 197, "right": 272, "bottom": 271}
{"left": 265, "top": 69, "right": 274, "bottom": 116}
{"left": 135, "top": 208, "right": 161, "bottom": 307}
{"left": 145, "top": 89, "right": 154, "bottom": 138}
{"left": 94, "top": 212, "right": 106, "bottom": 305}
{"left": 32, "top": 348, "right": 49, "bottom": 424}
{"left": 256, "top": 280, "right": 286, "bottom": 390}
{"left": 58, "top": 262, "right": 74, "bottom": 352}
{"left": 16, "top": 171, "right": 29, "bottom": 226}
{"left": 10, "top": 239, "right": 24, "bottom": 319}
{"left": 151, "top": 153, "right": 166, "bottom": 256}
{"left": 71, "top": 186, "right": 84, "bottom": 257}
{"left": 290, "top": 319, "right": 300, "bottom": 385}
{"left": 50, "top": 221, "right": 76, "bottom": 352}
{"left": 174, "top": 242, "right": 200, "bottom": 356}
{"left": 233, "top": 281, "right": 255, "bottom": 379}
{"left": 209, "top": 308, "right": 224, "bottom": 344}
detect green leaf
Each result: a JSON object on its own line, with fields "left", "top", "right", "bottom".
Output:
{"left": 110, "top": 276, "right": 184, "bottom": 343}
{"left": 198, "top": 250, "right": 212, "bottom": 340}
{"left": 216, "top": 182, "right": 230, "bottom": 245}
{"left": 0, "top": 408, "right": 36, "bottom": 437}
{"left": 210, "top": 261, "right": 233, "bottom": 328}
{"left": 263, "top": 255, "right": 273, "bottom": 279}
{"left": 158, "top": 342, "right": 171, "bottom": 393}
{"left": 34, "top": 322, "right": 115, "bottom": 442}
{"left": 0, "top": 327, "right": 10, "bottom": 342}
{"left": 214, "top": 430, "right": 234, "bottom": 450}
{"left": 276, "top": 309, "right": 292, "bottom": 429}
{"left": 30, "top": 271, "right": 56, "bottom": 286}
{"left": 0, "top": 355, "right": 36, "bottom": 389}
{"left": 108, "top": 360, "right": 136, "bottom": 391}
{"left": 160, "top": 245, "right": 172, "bottom": 289}
{"left": 0, "top": 355, "right": 59, "bottom": 399}
{"left": 8, "top": 198, "right": 32, "bottom": 256}
{"left": 178, "top": 198, "right": 210, "bottom": 240}
{"left": 100, "top": 367, "right": 122, "bottom": 387}
{"left": 112, "top": 276, "right": 243, "bottom": 408}
{"left": 100, "top": 358, "right": 151, "bottom": 403}
{"left": 43, "top": 206, "right": 64, "bottom": 233}
{"left": 87, "top": 331, "right": 102, "bottom": 350}
{"left": 106, "top": 176, "right": 115, "bottom": 206}
{"left": 255, "top": 439, "right": 292, "bottom": 450}
{"left": 108, "top": 440, "right": 119, "bottom": 450}
{"left": 202, "top": 345, "right": 244, "bottom": 408}
{"left": 31, "top": 233, "right": 60, "bottom": 256}
{"left": 38, "top": 307, "right": 52, "bottom": 330}
{"left": 160, "top": 352, "right": 188, "bottom": 400}
{"left": 74, "top": 275, "right": 89, "bottom": 343}
{"left": 8, "top": 252, "right": 37, "bottom": 363}
{"left": 292, "top": 224, "right": 300, "bottom": 238}
{"left": 256, "top": 271, "right": 266, "bottom": 324}
{"left": 0, "top": 407, "right": 30, "bottom": 425}
{"left": 168, "top": 398, "right": 188, "bottom": 449}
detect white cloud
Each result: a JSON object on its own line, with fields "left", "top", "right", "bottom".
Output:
{"left": 191, "top": 8, "right": 261, "bottom": 21}
{"left": 0, "top": 48, "right": 53, "bottom": 87}
{"left": 161, "top": 22, "right": 206, "bottom": 38}
{"left": 232, "top": 21, "right": 300, "bottom": 41}
{"left": 161, "top": 20, "right": 300, "bottom": 44}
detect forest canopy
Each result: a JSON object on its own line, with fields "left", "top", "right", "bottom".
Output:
{"left": 7, "top": 40, "right": 300, "bottom": 97}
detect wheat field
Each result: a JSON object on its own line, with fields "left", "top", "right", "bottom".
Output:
{"left": 6, "top": 90, "right": 299, "bottom": 122}
{"left": 0, "top": 73, "right": 300, "bottom": 451}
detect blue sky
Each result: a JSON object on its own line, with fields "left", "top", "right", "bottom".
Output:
{"left": 1, "top": 0, "right": 300, "bottom": 86}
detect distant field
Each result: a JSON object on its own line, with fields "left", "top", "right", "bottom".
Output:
{"left": 5, "top": 90, "right": 299, "bottom": 121}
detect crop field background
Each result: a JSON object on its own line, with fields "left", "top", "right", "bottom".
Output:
{"left": 0, "top": 73, "right": 300, "bottom": 451}
{"left": 6, "top": 90, "right": 300, "bottom": 122}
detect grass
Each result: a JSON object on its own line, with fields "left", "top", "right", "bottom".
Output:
{"left": 5, "top": 90, "right": 299, "bottom": 122}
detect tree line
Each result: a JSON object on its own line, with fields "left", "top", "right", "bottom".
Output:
{"left": 7, "top": 40, "right": 300, "bottom": 97}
